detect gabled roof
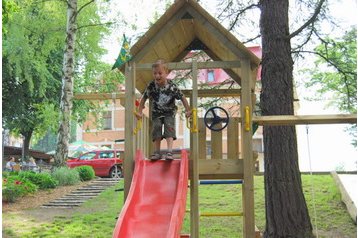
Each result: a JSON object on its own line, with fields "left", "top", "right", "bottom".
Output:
{"left": 127, "top": 0, "right": 261, "bottom": 93}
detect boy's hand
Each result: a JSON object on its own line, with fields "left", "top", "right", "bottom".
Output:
{"left": 185, "top": 110, "right": 192, "bottom": 118}
{"left": 134, "top": 111, "right": 143, "bottom": 120}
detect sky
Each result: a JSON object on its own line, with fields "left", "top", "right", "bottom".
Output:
{"left": 103, "top": 0, "right": 357, "bottom": 171}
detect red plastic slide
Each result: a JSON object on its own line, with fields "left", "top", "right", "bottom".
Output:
{"left": 113, "top": 149, "right": 189, "bottom": 238}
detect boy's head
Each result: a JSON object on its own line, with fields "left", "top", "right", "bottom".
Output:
{"left": 152, "top": 59, "right": 168, "bottom": 87}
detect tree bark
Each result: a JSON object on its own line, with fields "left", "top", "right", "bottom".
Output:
{"left": 54, "top": 0, "right": 77, "bottom": 167}
{"left": 21, "top": 130, "right": 32, "bottom": 161}
{"left": 259, "top": 1, "right": 314, "bottom": 237}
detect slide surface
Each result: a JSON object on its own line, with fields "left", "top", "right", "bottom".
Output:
{"left": 113, "top": 150, "right": 188, "bottom": 238}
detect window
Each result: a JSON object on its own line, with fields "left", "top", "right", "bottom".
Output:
{"left": 102, "top": 111, "right": 112, "bottom": 130}
{"left": 207, "top": 70, "right": 215, "bottom": 83}
{"left": 99, "top": 151, "right": 115, "bottom": 159}
{"left": 80, "top": 152, "right": 96, "bottom": 160}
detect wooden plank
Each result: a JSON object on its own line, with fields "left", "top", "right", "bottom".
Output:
{"left": 253, "top": 114, "right": 357, "bottom": 125}
{"left": 181, "top": 89, "right": 241, "bottom": 98}
{"left": 132, "top": 7, "right": 189, "bottom": 63}
{"left": 189, "top": 159, "right": 244, "bottom": 179}
{"left": 241, "top": 59, "right": 255, "bottom": 238}
{"left": 73, "top": 93, "right": 125, "bottom": 100}
{"left": 227, "top": 117, "right": 239, "bottom": 159}
{"left": 331, "top": 172, "right": 357, "bottom": 223}
{"left": 198, "top": 119, "right": 206, "bottom": 160}
{"left": 211, "top": 126, "right": 222, "bottom": 160}
{"left": 124, "top": 62, "right": 136, "bottom": 200}
{"left": 136, "top": 60, "right": 241, "bottom": 70}
{"left": 190, "top": 60, "right": 200, "bottom": 238}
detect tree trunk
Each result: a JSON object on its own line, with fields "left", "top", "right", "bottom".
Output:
{"left": 21, "top": 130, "right": 32, "bottom": 161}
{"left": 259, "top": 1, "right": 314, "bottom": 237}
{"left": 54, "top": 0, "right": 77, "bottom": 167}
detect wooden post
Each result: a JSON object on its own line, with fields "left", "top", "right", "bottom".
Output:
{"left": 124, "top": 62, "right": 136, "bottom": 200}
{"left": 241, "top": 59, "right": 255, "bottom": 237}
{"left": 190, "top": 60, "right": 200, "bottom": 238}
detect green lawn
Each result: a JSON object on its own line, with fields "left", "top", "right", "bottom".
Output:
{"left": 2, "top": 175, "right": 356, "bottom": 237}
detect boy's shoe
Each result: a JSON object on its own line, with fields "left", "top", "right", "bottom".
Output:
{"left": 150, "top": 153, "right": 161, "bottom": 161}
{"left": 165, "top": 152, "right": 173, "bottom": 161}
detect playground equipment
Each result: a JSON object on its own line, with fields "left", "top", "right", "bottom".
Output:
{"left": 203, "top": 106, "right": 229, "bottom": 131}
{"left": 73, "top": 0, "right": 356, "bottom": 237}
{"left": 113, "top": 150, "right": 188, "bottom": 237}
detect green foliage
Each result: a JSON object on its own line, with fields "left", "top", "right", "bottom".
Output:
{"left": 74, "top": 166, "right": 96, "bottom": 181}
{"left": 51, "top": 167, "right": 81, "bottom": 186}
{"left": 305, "top": 27, "right": 357, "bottom": 114}
{"left": 2, "top": 0, "right": 116, "bottom": 154}
{"left": 303, "top": 27, "right": 357, "bottom": 146}
{"left": 18, "top": 171, "right": 58, "bottom": 189}
{"left": 2, "top": 175, "right": 38, "bottom": 203}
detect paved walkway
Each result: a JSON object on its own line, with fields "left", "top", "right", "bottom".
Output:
{"left": 41, "top": 178, "right": 121, "bottom": 208}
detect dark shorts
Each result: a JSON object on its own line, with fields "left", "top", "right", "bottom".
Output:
{"left": 152, "top": 116, "right": 176, "bottom": 141}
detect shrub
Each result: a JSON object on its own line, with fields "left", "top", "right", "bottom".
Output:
{"left": 18, "top": 171, "right": 58, "bottom": 189}
{"left": 2, "top": 176, "right": 38, "bottom": 203}
{"left": 75, "top": 166, "right": 95, "bottom": 181}
{"left": 51, "top": 167, "right": 80, "bottom": 186}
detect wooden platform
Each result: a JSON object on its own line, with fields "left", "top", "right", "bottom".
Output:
{"left": 331, "top": 171, "right": 357, "bottom": 223}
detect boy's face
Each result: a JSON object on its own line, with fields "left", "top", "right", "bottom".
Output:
{"left": 152, "top": 65, "right": 168, "bottom": 87}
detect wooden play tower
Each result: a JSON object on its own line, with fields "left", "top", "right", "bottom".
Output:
{"left": 122, "top": 1, "right": 261, "bottom": 237}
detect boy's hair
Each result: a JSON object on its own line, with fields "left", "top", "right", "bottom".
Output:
{"left": 152, "top": 59, "right": 168, "bottom": 72}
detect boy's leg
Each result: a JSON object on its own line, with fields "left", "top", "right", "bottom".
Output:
{"left": 151, "top": 117, "right": 163, "bottom": 160}
{"left": 163, "top": 116, "right": 176, "bottom": 160}
{"left": 154, "top": 139, "right": 161, "bottom": 153}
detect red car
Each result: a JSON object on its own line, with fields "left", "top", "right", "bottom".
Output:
{"left": 66, "top": 150, "right": 123, "bottom": 178}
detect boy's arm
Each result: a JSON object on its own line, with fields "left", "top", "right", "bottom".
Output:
{"left": 181, "top": 96, "right": 192, "bottom": 118}
{"left": 135, "top": 96, "right": 147, "bottom": 119}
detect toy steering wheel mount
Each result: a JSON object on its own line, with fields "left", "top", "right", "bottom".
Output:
{"left": 204, "top": 106, "right": 229, "bottom": 131}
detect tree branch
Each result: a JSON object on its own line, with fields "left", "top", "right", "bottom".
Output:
{"left": 77, "top": 0, "right": 95, "bottom": 15}
{"left": 229, "top": 4, "right": 258, "bottom": 31}
{"left": 292, "top": 49, "right": 356, "bottom": 77}
{"left": 288, "top": 0, "right": 326, "bottom": 39}
{"left": 77, "top": 22, "right": 113, "bottom": 31}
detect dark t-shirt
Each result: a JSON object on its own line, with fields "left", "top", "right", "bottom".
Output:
{"left": 143, "top": 80, "right": 183, "bottom": 118}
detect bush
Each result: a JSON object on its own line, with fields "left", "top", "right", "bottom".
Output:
{"left": 2, "top": 176, "right": 38, "bottom": 203}
{"left": 18, "top": 171, "right": 58, "bottom": 189}
{"left": 51, "top": 166, "right": 81, "bottom": 186}
{"left": 75, "top": 166, "right": 95, "bottom": 181}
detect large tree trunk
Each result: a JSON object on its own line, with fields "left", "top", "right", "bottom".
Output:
{"left": 54, "top": 0, "right": 77, "bottom": 167}
{"left": 259, "top": 1, "right": 314, "bottom": 237}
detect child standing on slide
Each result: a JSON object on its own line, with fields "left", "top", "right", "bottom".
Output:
{"left": 135, "top": 59, "right": 191, "bottom": 160}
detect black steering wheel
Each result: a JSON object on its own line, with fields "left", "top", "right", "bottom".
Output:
{"left": 204, "top": 106, "right": 229, "bottom": 131}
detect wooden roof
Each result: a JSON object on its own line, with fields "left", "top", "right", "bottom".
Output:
{"left": 125, "top": 0, "right": 261, "bottom": 93}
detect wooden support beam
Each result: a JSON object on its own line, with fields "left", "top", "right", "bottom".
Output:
{"left": 253, "top": 114, "right": 357, "bottom": 125}
{"left": 136, "top": 60, "right": 241, "bottom": 70}
{"left": 190, "top": 159, "right": 244, "bottom": 180}
{"left": 181, "top": 88, "right": 241, "bottom": 98}
{"left": 73, "top": 92, "right": 126, "bottom": 100}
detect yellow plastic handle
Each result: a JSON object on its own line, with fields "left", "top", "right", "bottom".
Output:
{"left": 245, "top": 106, "right": 250, "bottom": 132}
{"left": 186, "top": 108, "right": 198, "bottom": 133}
{"left": 133, "top": 111, "right": 142, "bottom": 135}
{"left": 192, "top": 108, "right": 198, "bottom": 133}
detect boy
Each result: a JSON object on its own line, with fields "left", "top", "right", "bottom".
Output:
{"left": 135, "top": 59, "right": 191, "bottom": 160}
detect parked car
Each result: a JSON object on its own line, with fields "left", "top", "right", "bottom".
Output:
{"left": 66, "top": 150, "right": 123, "bottom": 178}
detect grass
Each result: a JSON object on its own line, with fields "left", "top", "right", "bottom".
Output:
{"left": 2, "top": 175, "right": 356, "bottom": 237}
